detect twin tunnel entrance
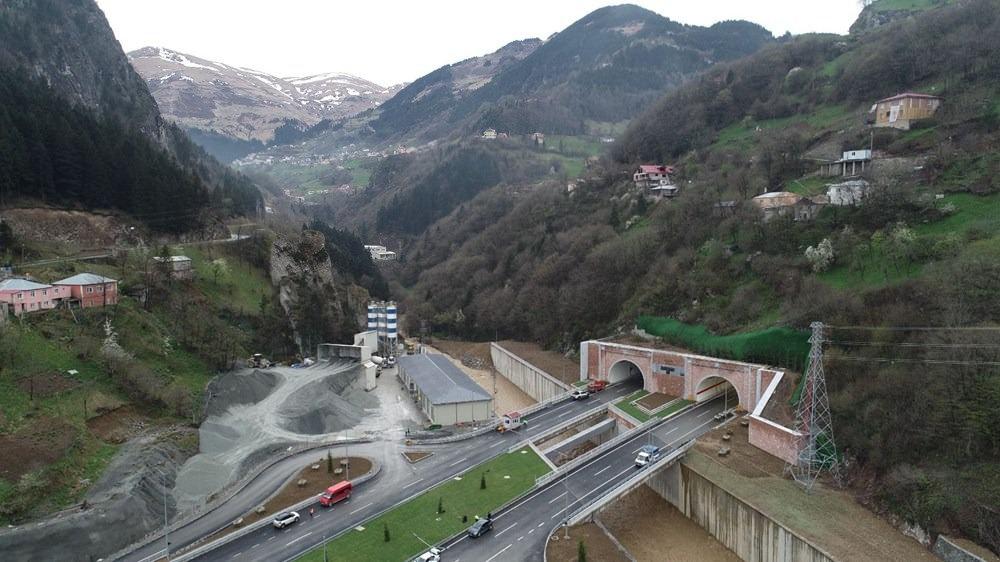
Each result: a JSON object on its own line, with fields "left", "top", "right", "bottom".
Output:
{"left": 607, "top": 360, "right": 741, "bottom": 407}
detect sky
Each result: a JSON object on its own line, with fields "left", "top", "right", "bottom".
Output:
{"left": 96, "top": 0, "right": 864, "bottom": 86}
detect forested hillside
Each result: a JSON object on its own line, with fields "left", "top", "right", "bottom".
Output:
{"left": 0, "top": 0, "right": 262, "bottom": 232}
{"left": 396, "top": 0, "right": 1000, "bottom": 550}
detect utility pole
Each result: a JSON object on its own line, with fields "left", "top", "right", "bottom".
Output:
{"left": 152, "top": 467, "right": 171, "bottom": 561}
{"left": 789, "top": 322, "right": 840, "bottom": 492}
{"left": 563, "top": 477, "right": 570, "bottom": 539}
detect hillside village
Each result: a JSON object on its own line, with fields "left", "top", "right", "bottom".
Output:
{"left": 1, "top": 1, "right": 999, "bottom": 562}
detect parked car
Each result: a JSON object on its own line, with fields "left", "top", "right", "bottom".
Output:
{"left": 387, "top": 355, "right": 397, "bottom": 367}
{"left": 272, "top": 511, "right": 300, "bottom": 529}
{"left": 634, "top": 445, "right": 661, "bottom": 468}
{"left": 571, "top": 388, "right": 590, "bottom": 400}
{"left": 467, "top": 516, "right": 493, "bottom": 538}
{"left": 417, "top": 547, "right": 442, "bottom": 562}
{"left": 587, "top": 380, "right": 607, "bottom": 392}
{"left": 714, "top": 408, "right": 737, "bottom": 422}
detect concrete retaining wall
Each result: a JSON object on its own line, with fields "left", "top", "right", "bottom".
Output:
{"left": 646, "top": 462, "right": 835, "bottom": 562}
{"left": 491, "top": 342, "right": 571, "bottom": 402}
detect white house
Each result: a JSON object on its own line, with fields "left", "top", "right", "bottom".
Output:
{"left": 827, "top": 179, "right": 871, "bottom": 206}
{"left": 364, "top": 245, "right": 397, "bottom": 261}
{"left": 481, "top": 128, "right": 497, "bottom": 140}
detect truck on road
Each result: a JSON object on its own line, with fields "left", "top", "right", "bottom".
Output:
{"left": 497, "top": 411, "right": 524, "bottom": 433}
{"left": 634, "top": 445, "right": 661, "bottom": 468}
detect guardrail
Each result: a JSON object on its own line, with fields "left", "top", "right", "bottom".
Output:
{"left": 172, "top": 459, "right": 382, "bottom": 562}
{"left": 535, "top": 413, "right": 667, "bottom": 488}
{"left": 110, "top": 437, "right": 373, "bottom": 562}
{"left": 411, "top": 421, "right": 498, "bottom": 445}
{"left": 532, "top": 405, "right": 608, "bottom": 448}
{"left": 566, "top": 441, "right": 694, "bottom": 525}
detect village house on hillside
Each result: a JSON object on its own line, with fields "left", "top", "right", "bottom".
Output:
{"left": 752, "top": 191, "right": 824, "bottom": 222}
{"left": 364, "top": 245, "right": 397, "bottom": 261}
{"left": 827, "top": 179, "right": 872, "bottom": 206}
{"left": 531, "top": 132, "right": 545, "bottom": 146}
{"left": 481, "top": 128, "right": 497, "bottom": 140}
{"left": 53, "top": 273, "right": 118, "bottom": 308}
{"left": 821, "top": 149, "right": 873, "bottom": 177}
{"left": 153, "top": 255, "right": 194, "bottom": 280}
{"left": 868, "top": 92, "right": 942, "bottom": 130}
{"left": 633, "top": 164, "right": 675, "bottom": 189}
{"left": 0, "top": 278, "right": 68, "bottom": 316}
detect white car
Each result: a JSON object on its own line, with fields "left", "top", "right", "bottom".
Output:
{"left": 571, "top": 389, "right": 590, "bottom": 400}
{"left": 417, "top": 547, "right": 442, "bottom": 562}
{"left": 272, "top": 511, "right": 300, "bottom": 529}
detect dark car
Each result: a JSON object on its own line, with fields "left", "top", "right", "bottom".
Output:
{"left": 467, "top": 516, "right": 493, "bottom": 538}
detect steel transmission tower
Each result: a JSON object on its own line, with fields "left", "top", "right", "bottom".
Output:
{"left": 790, "top": 321, "right": 840, "bottom": 492}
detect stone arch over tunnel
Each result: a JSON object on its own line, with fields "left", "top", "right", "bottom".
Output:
{"left": 608, "top": 359, "right": 646, "bottom": 388}
{"left": 694, "top": 375, "right": 742, "bottom": 408}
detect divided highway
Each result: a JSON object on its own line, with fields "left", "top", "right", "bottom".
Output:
{"left": 121, "top": 382, "right": 640, "bottom": 562}
{"left": 439, "top": 396, "right": 727, "bottom": 562}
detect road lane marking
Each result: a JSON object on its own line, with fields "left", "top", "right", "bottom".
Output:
{"left": 350, "top": 502, "right": 374, "bottom": 514}
{"left": 136, "top": 549, "right": 166, "bottom": 562}
{"left": 518, "top": 535, "right": 524, "bottom": 541}
{"left": 267, "top": 536, "right": 275, "bottom": 542}
{"left": 231, "top": 553, "right": 242, "bottom": 559}
{"left": 594, "top": 465, "right": 611, "bottom": 476}
{"left": 529, "top": 528, "right": 535, "bottom": 534}
{"left": 485, "top": 544, "right": 513, "bottom": 562}
{"left": 496, "top": 522, "right": 517, "bottom": 537}
{"left": 402, "top": 478, "right": 425, "bottom": 489}
{"left": 538, "top": 522, "right": 545, "bottom": 528}
{"left": 698, "top": 409, "right": 714, "bottom": 418}
{"left": 449, "top": 457, "right": 469, "bottom": 467}
{"left": 665, "top": 427, "right": 678, "bottom": 434}
{"left": 548, "top": 491, "right": 567, "bottom": 504}
{"left": 285, "top": 531, "right": 312, "bottom": 547}
{"left": 488, "top": 440, "right": 505, "bottom": 448}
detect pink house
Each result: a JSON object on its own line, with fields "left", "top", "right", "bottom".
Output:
{"left": 53, "top": 273, "right": 118, "bottom": 309}
{"left": 0, "top": 278, "right": 69, "bottom": 316}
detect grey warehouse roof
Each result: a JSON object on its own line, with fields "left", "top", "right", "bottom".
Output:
{"left": 0, "top": 278, "right": 51, "bottom": 291}
{"left": 398, "top": 354, "right": 492, "bottom": 405}
{"left": 54, "top": 273, "right": 117, "bottom": 285}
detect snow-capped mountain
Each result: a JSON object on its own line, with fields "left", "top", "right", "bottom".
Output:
{"left": 128, "top": 47, "right": 401, "bottom": 142}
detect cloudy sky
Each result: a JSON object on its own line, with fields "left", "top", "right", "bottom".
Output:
{"left": 96, "top": 0, "right": 864, "bottom": 86}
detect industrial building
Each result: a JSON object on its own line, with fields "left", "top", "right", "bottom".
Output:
{"left": 397, "top": 354, "right": 493, "bottom": 426}
{"left": 367, "top": 301, "right": 398, "bottom": 356}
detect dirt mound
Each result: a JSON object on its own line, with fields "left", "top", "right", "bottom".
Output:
{"left": 277, "top": 370, "right": 377, "bottom": 435}
{"left": 15, "top": 372, "right": 80, "bottom": 399}
{"left": 86, "top": 405, "right": 152, "bottom": 444}
{"left": 1, "top": 208, "right": 131, "bottom": 249}
{"left": 0, "top": 417, "right": 77, "bottom": 481}
{"left": 204, "top": 369, "right": 279, "bottom": 417}
{"left": 0, "top": 428, "right": 196, "bottom": 562}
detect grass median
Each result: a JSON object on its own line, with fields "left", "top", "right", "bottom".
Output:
{"left": 297, "top": 447, "right": 551, "bottom": 562}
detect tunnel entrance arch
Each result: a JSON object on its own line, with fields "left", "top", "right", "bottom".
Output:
{"left": 694, "top": 375, "right": 741, "bottom": 409}
{"left": 608, "top": 359, "right": 645, "bottom": 387}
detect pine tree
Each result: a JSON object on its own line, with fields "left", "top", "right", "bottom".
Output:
{"left": 327, "top": 451, "right": 334, "bottom": 474}
{"left": 383, "top": 522, "right": 391, "bottom": 542}
{"left": 578, "top": 540, "right": 587, "bottom": 562}
{"left": 480, "top": 473, "right": 487, "bottom": 490}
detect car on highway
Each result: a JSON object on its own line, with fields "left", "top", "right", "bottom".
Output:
{"left": 714, "top": 408, "right": 737, "bottom": 422}
{"left": 634, "top": 445, "right": 661, "bottom": 468}
{"left": 571, "top": 388, "right": 590, "bottom": 400}
{"left": 417, "top": 547, "right": 442, "bottom": 562}
{"left": 467, "top": 516, "right": 493, "bottom": 538}
{"left": 272, "top": 511, "right": 300, "bottom": 529}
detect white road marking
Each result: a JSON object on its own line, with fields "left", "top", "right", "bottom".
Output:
{"left": 698, "top": 409, "right": 714, "bottom": 418}
{"left": 402, "top": 478, "right": 425, "bottom": 489}
{"left": 548, "top": 491, "right": 567, "bottom": 504}
{"left": 267, "top": 536, "right": 275, "bottom": 542}
{"left": 664, "top": 427, "right": 678, "bottom": 435}
{"left": 251, "top": 543, "right": 260, "bottom": 549}
{"left": 485, "top": 544, "right": 513, "bottom": 562}
{"left": 449, "top": 457, "right": 469, "bottom": 467}
{"left": 488, "top": 440, "right": 506, "bottom": 448}
{"left": 496, "top": 522, "right": 517, "bottom": 537}
{"left": 528, "top": 528, "right": 535, "bottom": 534}
{"left": 518, "top": 535, "right": 524, "bottom": 541}
{"left": 231, "top": 553, "right": 242, "bottom": 559}
{"left": 285, "top": 531, "right": 312, "bottom": 547}
{"left": 136, "top": 550, "right": 166, "bottom": 562}
{"left": 538, "top": 522, "right": 545, "bottom": 528}
{"left": 594, "top": 465, "right": 612, "bottom": 476}
{"left": 350, "top": 502, "right": 374, "bottom": 514}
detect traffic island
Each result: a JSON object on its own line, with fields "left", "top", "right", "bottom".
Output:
{"left": 297, "top": 447, "right": 550, "bottom": 562}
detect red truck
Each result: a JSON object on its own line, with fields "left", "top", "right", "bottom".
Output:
{"left": 319, "top": 480, "right": 352, "bottom": 507}
{"left": 587, "top": 380, "right": 608, "bottom": 393}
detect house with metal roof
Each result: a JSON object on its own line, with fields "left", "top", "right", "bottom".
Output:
{"left": 397, "top": 354, "right": 494, "bottom": 426}
{"left": 0, "top": 278, "right": 69, "bottom": 316}
{"left": 53, "top": 273, "right": 118, "bottom": 309}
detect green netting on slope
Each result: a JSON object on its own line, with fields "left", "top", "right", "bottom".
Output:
{"left": 636, "top": 316, "right": 810, "bottom": 372}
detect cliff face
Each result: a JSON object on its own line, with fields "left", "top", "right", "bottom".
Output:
{"left": 270, "top": 230, "right": 364, "bottom": 354}
{"left": 849, "top": 0, "right": 949, "bottom": 34}
{"left": 0, "top": 0, "right": 162, "bottom": 137}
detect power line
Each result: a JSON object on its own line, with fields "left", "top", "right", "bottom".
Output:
{"left": 829, "top": 325, "right": 1000, "bottom": 332}
{"left": 829, "top": 340, "right": 1000, "bottom": 349}
{"left": 833, "top": 356, "right": 1000, "bottom": 367}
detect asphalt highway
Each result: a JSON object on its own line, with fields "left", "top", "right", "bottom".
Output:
{"left": 439, "top": 396, "right": 727, "bottom": 562}
{"left": 121, "top": 381, "right": 640, "bottom": 562}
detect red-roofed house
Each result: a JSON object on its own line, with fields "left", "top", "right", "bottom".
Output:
{"left": 53, "top": 273, "right": 118, "bottom": 308}
{"left": 633, "top": 165, "right": 676, "bottom": 189}
{"left": 869, "top": 92, "right": 942, "bottom": 130}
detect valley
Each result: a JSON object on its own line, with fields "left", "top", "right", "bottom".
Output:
{"left": 1, "top": 0, "right": 999, "bottom": 561}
